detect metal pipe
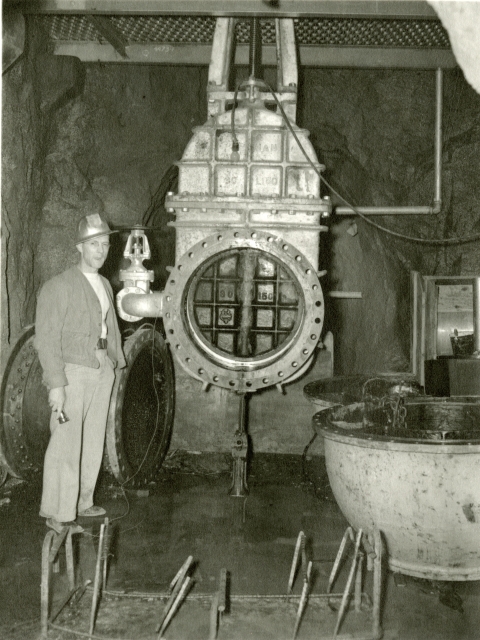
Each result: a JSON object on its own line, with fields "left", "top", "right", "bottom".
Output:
{"left": 328, "top": 291, "right": 362, "bottom": 299}
{"left": 372, "top": 529, "right": 383, "bottom": 640}
{"left": 288, "top": 531, "right": 305, "bottom": 594}
{"left": 335, "top": 206, "right": 434, "bottom": 216}
{"left": 218, "top": 568, "right": 228, "bottom": 613}
{"left": 333, "top": 529, "right": 363, "bottom": 638}
{"left": 473, "top": 277, "right": 480, "bottom": 353}
{"left": 89, "top": 522, "right": 106, "bottom": 637}
{"left": 157, "top": 556, "right": 194, "bottom": 633}
{"left": 158, "top": 576, "right": 191, "bottom": 639}
{"left": 292, "top": 560, "right": 312, "bottom": 640}
{"left": 336, "top": 68, "right": 443, "bottom": 216}
{"left": 354, "top": 552, "right": 364, "bottom": 612}
{"left": 433, "top": 67, "right": 443, "bottom": 212}
{"left": 41, "top": 531, "right": 55, "bottom": 638}
{"left": 121, "top": 291, "right": 164, "bottom": 319}
{"left": 209, "top": 593, "right": 219, "bottom": 640}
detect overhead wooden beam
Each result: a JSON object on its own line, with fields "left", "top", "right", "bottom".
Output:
{"left": 86, "top": 15, "right": 128, "bottom": 58}
{"left": 8, "top": 0, "right": 439, "bottom": 19}
{"left": 52, "top": 41, "right": 457, "bottom": 69}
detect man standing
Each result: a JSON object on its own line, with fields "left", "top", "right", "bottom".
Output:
{"left": 35, "top": 214, "right": 126, "bottom": 534}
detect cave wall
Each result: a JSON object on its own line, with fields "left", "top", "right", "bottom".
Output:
{"left": 299, "top": 68, "right": 480, "bottom": 374}
{"left": 2, "top": 23, "right": 58, "bottom": 367}
{"left": 2, "top": 18, "right": 480, "bottom": 454}
{"left": 1, "top": 21, "right": 86, "bottom": 374}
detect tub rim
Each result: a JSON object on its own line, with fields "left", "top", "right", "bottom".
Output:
{"left": 313, "top": 401, "right": 480, "bottom": 453}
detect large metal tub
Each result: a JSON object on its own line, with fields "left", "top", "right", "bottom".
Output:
{"left": 314, "top": 397, "right": 480, "bottom": 581}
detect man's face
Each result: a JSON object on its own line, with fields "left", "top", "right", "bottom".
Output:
{"left": 77, "top": 235, "right": 110, "bottom": 273}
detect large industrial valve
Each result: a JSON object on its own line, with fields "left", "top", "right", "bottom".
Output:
{"left": 116, "top": 17, "right": 332, "bottom": 494}
{"left": 161, "top": 229, "right": 324, "bottom": 393}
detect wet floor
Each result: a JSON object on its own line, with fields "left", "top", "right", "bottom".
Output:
{"left": 0, "top": 452, "right": 479, "bottom": 639}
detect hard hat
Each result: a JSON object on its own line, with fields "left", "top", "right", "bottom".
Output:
{"left": 76, "top": 214, "right": 117, "bottom": 244}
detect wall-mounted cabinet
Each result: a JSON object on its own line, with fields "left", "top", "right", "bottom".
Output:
{"left": 411, "top": 272, "right": 480, "bottom": 395}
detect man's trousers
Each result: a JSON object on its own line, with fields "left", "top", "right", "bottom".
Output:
{"left": 40, "top": 350, "right": 115, "bottom": 523}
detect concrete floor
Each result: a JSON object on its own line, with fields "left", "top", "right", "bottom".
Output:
{"left": 0, "top": 452, "right": 479, "bottom": 640}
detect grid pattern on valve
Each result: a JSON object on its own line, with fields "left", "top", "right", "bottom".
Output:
{"left": 186, "top": 249, "right": 303, "bottom": 360}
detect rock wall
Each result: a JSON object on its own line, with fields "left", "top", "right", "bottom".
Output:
{"left": 299, "top": 67, "right": 480, "bottom": 374}
{"left": 2, "top": 24, "right": 52, "bottom": 360}
{"left": 2, "top": 20, "right": 480, "bottom": 453}
{"left": 1, "top": 21, "right": 85, "bottom": 371}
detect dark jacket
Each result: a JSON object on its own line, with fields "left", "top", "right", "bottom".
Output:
{"left": 34, "top": 265, "right": 126, "bottom": 389}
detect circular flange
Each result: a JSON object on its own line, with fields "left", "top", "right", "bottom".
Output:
{"left": 117, "top": 286, "right": 148, "bottom": 322}
{"left": 162, "top": 229, "right": 324, "bottom": 392}
{"left": 106, "top": 324, "right": 175, "bottom": 488}
{"left": 0, "top": 325, "right": 50, "bottom": 478}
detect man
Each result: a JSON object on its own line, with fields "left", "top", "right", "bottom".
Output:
{"left": 35, "top": 214, "right": 126, "bottom": 534}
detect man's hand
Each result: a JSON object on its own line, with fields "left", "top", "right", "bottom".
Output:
{"left": 49, "top": 387, "right": 66, "bottom": 414}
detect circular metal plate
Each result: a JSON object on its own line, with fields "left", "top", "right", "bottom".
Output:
{"left": 106, "top": 325, "right": 175, "bottom": 488}
{"left": 0, "top": 325, "right": 50, "bottom": 478}
{"left": 162, "top": 230, "right": 324, "bottom": 392}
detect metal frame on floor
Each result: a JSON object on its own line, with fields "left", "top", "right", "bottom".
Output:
{"left": 40, "top": 524, "right": 384, "bottom": 640}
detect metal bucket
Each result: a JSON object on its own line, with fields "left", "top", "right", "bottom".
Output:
{"left": 314, "top": 398, "right": 480, "bottom": 581}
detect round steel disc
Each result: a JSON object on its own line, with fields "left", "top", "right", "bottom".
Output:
{"left": 106, "top": 324, "right": 175, "bottom": 489}
{"left": 0, "top": 325, "right": 50, "bottom": 478}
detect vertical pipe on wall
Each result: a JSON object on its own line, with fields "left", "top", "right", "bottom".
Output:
{"left": 433, "top": 67, "right": 443, "bottom": 212}
{"left": 336, "top": 67, "right": 444, "bottom": 216}
{"left": 472, "top": 277, "right": 480, "bottom": 354}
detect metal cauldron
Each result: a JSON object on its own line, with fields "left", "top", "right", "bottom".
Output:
{"left": 313, "top": 397, "right": 480, "bottom": 581}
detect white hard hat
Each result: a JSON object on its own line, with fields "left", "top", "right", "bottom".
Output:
{"left": 76, "top": 214, "right": 117, "bottom": 244}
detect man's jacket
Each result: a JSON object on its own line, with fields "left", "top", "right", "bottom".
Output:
{"left": 34, "top": 265, "right": 126, "bottom": 389}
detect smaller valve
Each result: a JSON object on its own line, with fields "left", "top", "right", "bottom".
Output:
{"left": 119, "top": 226, "right": 154, "bottom": 292}
{"left": 117, "top": 227, "right": 155, "bottom": 322}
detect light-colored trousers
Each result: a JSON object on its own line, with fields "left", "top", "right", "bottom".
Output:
{"left": 40, "top": 350, "right": 115, "bottom": 522}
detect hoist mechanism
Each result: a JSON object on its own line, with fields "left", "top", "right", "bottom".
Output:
{"left": 117, "top": 17, "right": 331, "bottom": 495}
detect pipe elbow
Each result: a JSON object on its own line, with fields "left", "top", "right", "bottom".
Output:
{"left": 117, "top": 288, "right": 165, "bottom": 322}
{"left": 432, "top": 200, "right": 442, "bottom": 215}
